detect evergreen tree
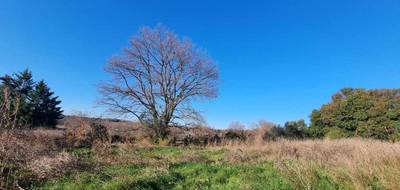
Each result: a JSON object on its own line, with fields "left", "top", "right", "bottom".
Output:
{"left": 1, "top": 70, "right": 64, "bottom": 128}
{"left": 13, "top": 69, "right": 35, "bottom": 96}
{"left": 0, "top": 70, "right": 35, "bottom": 127}
{"left": 31, "top": 80, "right": 63, "bottom": 127}
{"left": 13, "top": 70, "right": 35, "bottom": 126}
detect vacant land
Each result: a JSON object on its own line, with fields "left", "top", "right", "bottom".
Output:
{"left": 32, "top": 139, "right": 399, "bottom": 190}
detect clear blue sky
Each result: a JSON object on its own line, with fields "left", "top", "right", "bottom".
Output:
{"left": 1, "top": 0, "right": 400, "bottom": 128}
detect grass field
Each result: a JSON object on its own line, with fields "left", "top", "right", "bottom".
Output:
{"left": 36, "top": 139, "right": 400, "bottom": 190}
{"left": 38, "top": 147, "right": 292, "bottom": 190}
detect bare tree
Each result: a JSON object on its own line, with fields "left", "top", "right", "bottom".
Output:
{"left": 100, "top": 25, "right": 218, "bottom": 138}
{"left": 0, "top": 86, "right": 21, "bottom": 129}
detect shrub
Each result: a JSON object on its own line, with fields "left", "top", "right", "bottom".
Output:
{"left": 325, "top": 127, "right": 352, "bottom": 139}
{"left": 263, "top": 126, "right": 285, "bottom": 141}
{"left": 0, "top": 130, "right": 60, "bottom": 189}
{"left": 282, "top": 120, "right": 307, "bottom": 139}
{"left": 65, "top": 119, "right": 110, "bottom": 148}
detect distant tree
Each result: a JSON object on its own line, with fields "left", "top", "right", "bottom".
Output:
{"left": 100, "top": 25, "right": 219, "bottom": 138}
{"left": 251, "top": 120, "right": 284, "bottom": 141}
{"left": 31, "top": 80, "right": 63, "bottom": 127}
{"left": 283, "top": 120, "right": 307, "bottom": 139}
{"left": 309, "top": 88, "right": 400, "bottom": 140}
{"left": 226, "top": 121, "right": 247, "bottom": 141}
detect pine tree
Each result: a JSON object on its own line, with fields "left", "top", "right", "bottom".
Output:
{"left": 1, "top": 69, "right": 64, "bottom": 128}
{"left": 13, "top": 70, "right": 35, "bottom": 126}
{"left": 0, "top": 70, "right": 35, "bottom": 127}
{"left": 31, "top": 80, "right": 63, "bottom": 127}
{"left": 13, "top": 69, "right": 35, "bottom": 96}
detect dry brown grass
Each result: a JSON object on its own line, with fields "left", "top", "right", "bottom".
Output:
{"left": 3, "top": 117, "right": 400, "bottom": 190}
{"left": 217, "top": 138, "right": 400, "bottom": 190}
{"left": 26, "top": 152, "right": 76, "bottom": 180}
{"left": 0, "top": 130, "right": 60, "bottom": 189}
{"left": 0, "top": 129, "right": 94, "bottom": 189}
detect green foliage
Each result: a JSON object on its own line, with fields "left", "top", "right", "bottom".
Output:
{"left": 283, "top": 120, "right": 307, "bottom": 139}
{"left": 0, "top": 70, "right": 35, "bottom": 127}
{"left": 0, "top": 70, "right": 63, "bottom": 128}
{"left": 325, "top": 128, "right": 353, "bottom": 139}
{"left": 262, "top": 120, "right": 308, "bottom": 140}
{"left": 34, "top": 145, "right": 398, "bottom": 190}
{"left": 39, "top": 162, "right": 293, "bottom": 190}
{"left": 309, "top": 88, "right": 400, "bottom": 140}
{"left": 31, "top": 80, "right": 63, "bottom": 127}
{"left": 263, "top": 126, "right": 285, "bottom": 140}
{"left": 310, "top": 166, "right": 351, "bottom": 190}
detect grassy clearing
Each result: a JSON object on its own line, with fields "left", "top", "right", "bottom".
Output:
{"left": 35, "top": 139, "right": 400, "bottom": 189}
{"left": 41, "top": 162, "right": 292, "bottom": 190}
{"left": 39, "top": 147, "right": 291, "bottom": 190}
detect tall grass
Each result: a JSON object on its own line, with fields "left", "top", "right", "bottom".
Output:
{"left": 3, "top": 125, "right": 400, "bottom": 190}
{"left": 218, "top": 138, "right": 400, "bottom": 189}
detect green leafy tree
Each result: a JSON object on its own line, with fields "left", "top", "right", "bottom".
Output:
{"left": 31, "top": 80, "right": 63, "bottom": 127}
{"left": 309, "top": 88, "right": 400, "bottom": 140}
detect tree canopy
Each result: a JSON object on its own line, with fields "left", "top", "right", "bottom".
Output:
{"left": 309, "top": 88, "right": 400, "bottom": 140}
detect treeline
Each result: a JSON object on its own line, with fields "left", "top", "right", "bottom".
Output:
{"left": 228, "top": 88, "right": 400, "bottom": 141}
{"left": 0, "top": 70, "right": 63, "bottom": 128}
{"left": 1, "top": 70, "right": 399, "bottom": 141}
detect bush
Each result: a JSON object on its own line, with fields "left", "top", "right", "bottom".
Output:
{"left": 0, "top": 130, "right": 61, "bottom": 189}
{"left": 282, "top": 120, "right": 307, "bottom": 139}
{"left": 325, "top": 127, "right": 352, "bottom": 139}
{"left": 224, "top": 130, "right": 246, "bottom": 141}
{"left": 65, "top": 119, "right": 110, "bottom": 148}
{"left": 263, "top": 126, "right": 285, "bottom": 141}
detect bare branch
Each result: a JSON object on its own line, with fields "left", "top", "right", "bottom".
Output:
{"left": 99, "top": 25, "right": 218, "bottom": 137}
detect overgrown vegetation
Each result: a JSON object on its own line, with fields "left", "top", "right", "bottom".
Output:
{"left": 35, "top": 139, "right": 400, "bottom": 190}
{"left": 2, "top": 113, "right": 400, "bottom": 190}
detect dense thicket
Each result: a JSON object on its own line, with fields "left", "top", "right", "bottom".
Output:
{"left": 262, "top": 120, "right": 307, "bottom": 140}
{"left": 0, "top": 70, "right": 63, "bottom": 128}
{"left": 309, "top": 88, "right": 400, "bottom": 140}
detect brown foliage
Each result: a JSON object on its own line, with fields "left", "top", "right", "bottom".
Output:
{"left": 0, "top": 128, "right": 97, "bottom": 189}
{"left": 0, "top": 130, "right": 61, "bottom": 189}
{"left": 65, "top": 119, "right": 110, "bottom": 148}
{"left": 26, "top": 152, "right": 77, "bottom": 181}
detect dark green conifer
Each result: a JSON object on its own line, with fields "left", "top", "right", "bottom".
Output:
{"left": 31, "top": 80, "right": 63, "bottom": 127}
